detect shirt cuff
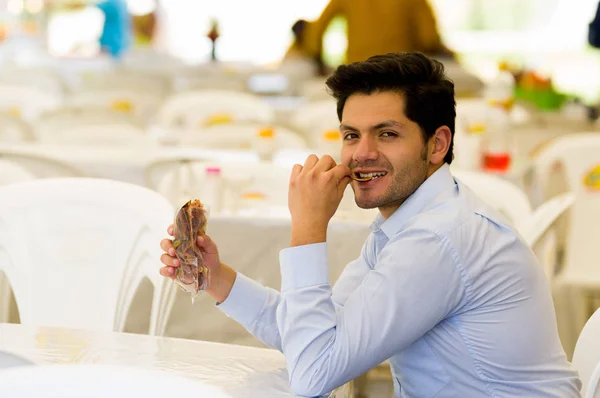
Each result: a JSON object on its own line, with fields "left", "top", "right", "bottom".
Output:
{"left": 279, "top": 242, "right": 329, "bottom": 292}
{"left": 216, "top": 272, "right": 270, "bottom": 327}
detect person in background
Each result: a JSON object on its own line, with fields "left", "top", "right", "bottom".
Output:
{"left": 283, "top": 19, "right": 330, "bottom": 76}
{"left": 132, "top": 10, "right": 156, "bottom": 47}
{"left": 284, "top": 19, "right": 310, "bottom": 60}
{"left": 297, "top": 0, "right": 452, "bottom": 67}
{"left": 159, "top": 52, "right": 581, "bottom": 397}
{"left": 52, "top": 0, "right": 132, "bottom": 59}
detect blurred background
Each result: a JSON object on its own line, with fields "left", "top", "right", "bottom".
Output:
{"left": 0, "top": 0, "right": 596, "bottom": 99}
{"left": 0, "top": 1, "right": 599, "bottom": 397}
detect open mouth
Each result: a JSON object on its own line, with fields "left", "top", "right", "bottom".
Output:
{"left": 353, "top": 171, "right": 388, "bottom": 181}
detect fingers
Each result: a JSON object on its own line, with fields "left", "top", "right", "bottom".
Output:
{"left": 290, "top": 163, "right": 303, "bottom": 182}
{"left": 313, "top": 155, "right": 337, "bottom": 173}
{"left": 329, "top": 164, "right": 352, "bottom": 181}
{"left": 160, "top": 226, "right": 179, "bottom": 280}
{"left": 161, "top": 253, "right": 179, "bottom": 267}
{"left": 160, "top": 238, "right": 176, "bottom": 256}
{"left": 303, "top": 154, "right": 319, "bottom": 170}
{"left": 298, "top": 155, "right": 338, "bottom": 178}
{"left": 159, "top": 266, "right": 177, "bottom": 280}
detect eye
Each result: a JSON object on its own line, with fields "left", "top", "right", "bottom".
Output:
{"left": 381, "top": 131, "right": 398, "bottom": 138}
{"left": 343, "top": 132, "right": 359, "bottom": 141}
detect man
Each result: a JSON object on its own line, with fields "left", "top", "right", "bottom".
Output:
{"left": 160, "top": 52, "right": 581, "bottom": 397}
{"left": 295, "top": 0, "right": 452, "bottom": 65}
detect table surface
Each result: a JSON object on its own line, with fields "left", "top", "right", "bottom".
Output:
{"left": 0, "top": 323, "right": 350, "bottom": 397}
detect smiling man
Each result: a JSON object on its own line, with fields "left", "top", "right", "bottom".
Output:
{"left": 160, "top": 52, "right": 581, "bottom": 397}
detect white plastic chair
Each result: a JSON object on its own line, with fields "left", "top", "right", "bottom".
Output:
{"left": 0, "top": 365, "right": 229, "bottom": 398}
{"left": 171, "top": 64, "right": 250, "bottom": 93}
{"left": 573, "top": 308, "right": 600, "bottom": 397}
{"left": 0, "top": 160, "right": 36, "bottom": 322}
{"left": 517, "top": 192, "right": 576, "bottom": 247}
{"left": 156, "top": 90, "right": 275, "bottom": 130}
{"left": 0, "top": 157, "right": 81, "bottom": 324}
{"left": 35, "top": 107, "right": 142, "bottom": 133}
{"left": 0, "top": 178, "right": 177, "bottom": 335}
{"left": 290, "top": 99, "right": 339, "bottom": 144}
{"left": 529, "top": 133, "right": 600, "bottom": 343}
{"left": 0, "top": 67, "right": 66, "bottom": 97}
{"left": 65, "top": 89, "right": 163, "bottom": 123}
{"left": 0, "top": 151, "right": 84, "bottom": 179}
{"left": 530, "top": 134, "right": 600, "bottom": 282}
{"left": 37, "top": 121, "right": 155, "bottom": 147}
{"left": 0, "top": 85, "right": 62, "bottom": 122}
{"left": 78, "top": 70, "right": 170, "bottom": 98}
{"left": 451, "top": 169, "right": 532, "bottom": 224}
{"left": 181, "top": 124, "right": 307, "bottom": 150}
{"left": 0, "top": 112, "right": 35, "bottom": 143}
{"left": 516, "top": 192, "right": 576, "bottom": 280}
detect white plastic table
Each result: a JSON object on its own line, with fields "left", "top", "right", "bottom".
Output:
{"left": 0, "top": 323, "right": 351, "bottom": 397}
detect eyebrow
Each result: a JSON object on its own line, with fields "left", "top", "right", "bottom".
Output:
{"left": 340, "top": 120, "right": 404, "bottom": 132}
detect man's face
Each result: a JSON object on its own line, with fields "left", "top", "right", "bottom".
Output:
{"left": 340, "top": 91, "right": 431, "bottom": 218}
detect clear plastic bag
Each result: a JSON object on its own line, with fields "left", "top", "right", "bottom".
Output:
{"left": 172, "top": 200, "right": 209, "bottom": 302}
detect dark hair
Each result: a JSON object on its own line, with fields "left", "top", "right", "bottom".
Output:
{"left": 291, "top": 19, "right": 308, "bottom": 42}
{"left": 325, "top": 52, "right": 456, "bottom": 164}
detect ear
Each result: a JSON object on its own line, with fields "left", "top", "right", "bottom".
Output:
{"left": 429, "top": 126, "right": 451, "bottom": 165}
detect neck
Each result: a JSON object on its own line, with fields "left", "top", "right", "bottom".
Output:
{"left": 377, "top": 162, "right": 445, "bottom": 219}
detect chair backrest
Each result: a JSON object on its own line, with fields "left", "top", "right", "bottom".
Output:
{"left": 78, "top": 70, "right": 170, "bottom": 98}
{"left": 0, "top": 365, "right": 228, "bottom": 398}
{"left": 290, "top": 99, "right": 339, "bottom": 144}
{"left": 37, "top": 121, "right": 155, "bottom": 147}
{"left": 515, "top": 192, "right": 576, "bottom": 280}
{"left": 156, "top": 90, "right": 275, "bottom": 130}
{"left": 0, "top": 151, "right": 84, "bottom": 178}
{"left": 516, "top": 192, "right": 576, "bottom": 247}
{"left": 531, "top": 133, "right": 600, "bottom": 282}
{"left": 181, "top": 124, "right": 307, "bottom": 150}
{"left": 65, "top": 89, "right": 163, "bottom": 123}
{"left": 573, "top": 307, "right": 600, "bottom": 397}
{"left": 0, "top": 85, "right": 61, "bottom": 121}
{"left": 451, "top": 169, "right": 532, "bottom": 224}
{"left": 0, "top": 178, "right": 176, "bottom": 333}
{"left": 0, "top": 67, "right": 65, "bottom": 97}
{"left": 0, "top": 112, "right": 35, "bottom": 143}
{"left": 36, "top": 107, "right": 141, "bottom": 132}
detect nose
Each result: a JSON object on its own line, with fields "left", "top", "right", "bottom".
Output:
{"left": 353, "top": 135, "right": 378, "bottom": 163}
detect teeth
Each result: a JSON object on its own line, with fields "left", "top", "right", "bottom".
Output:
{"left": 358, "top": 172, "right": 387, "bottom": 179}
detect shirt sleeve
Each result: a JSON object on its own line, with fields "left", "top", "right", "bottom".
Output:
{"left": 216, "top": 238, "right": 374, "bottom": 353}
{"left": 217, "top": 273, "right": 283, "bottom": 350}
{"left": 276, "top": 230, "right": 467, "bottom": 397}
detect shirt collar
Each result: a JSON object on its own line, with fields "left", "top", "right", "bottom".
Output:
{"left": 369, "top": 164, "right": 457, "bottom": 238}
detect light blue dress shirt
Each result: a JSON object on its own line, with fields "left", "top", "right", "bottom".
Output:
{"left": 218, "top": 164, "right": 582, "bottom": 397}
{"left": 96, "top": 0, "right": 131, "bottom": 58}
